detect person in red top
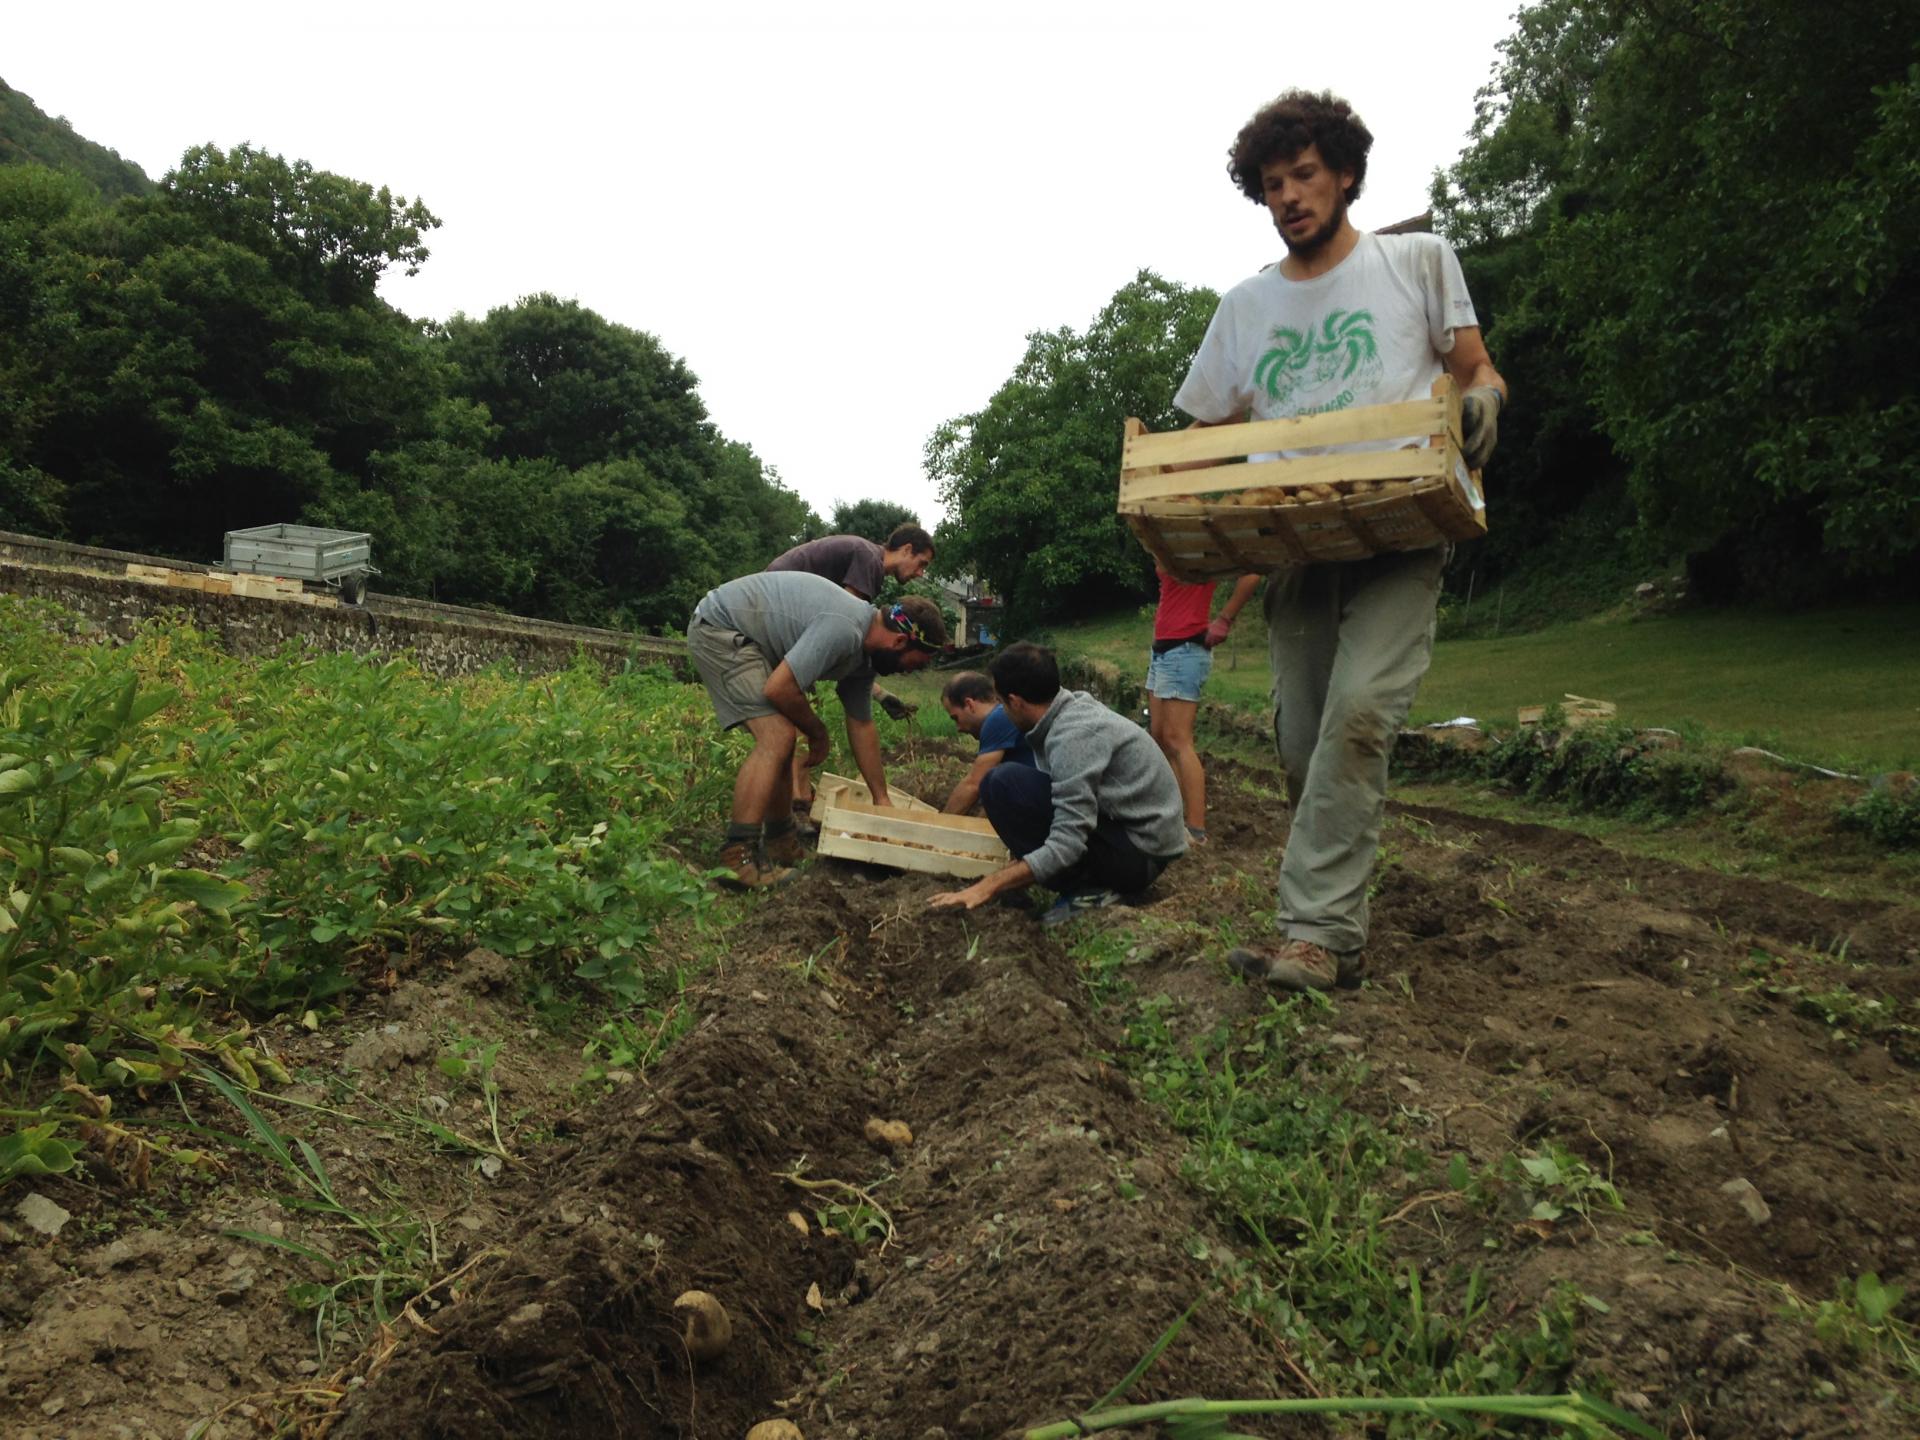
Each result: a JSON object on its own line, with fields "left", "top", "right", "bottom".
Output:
{"left": 1147, "top": 570, "right": 1261, "bottom": 842}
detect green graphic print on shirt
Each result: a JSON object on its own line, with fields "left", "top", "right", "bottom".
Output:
{"left": 1252, "top": 308, "right": 1383, "bottom": 413}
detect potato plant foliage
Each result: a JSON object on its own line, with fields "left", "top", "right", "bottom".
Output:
{"left": 0, "top": 599, "right": 737, "bottom": 1182}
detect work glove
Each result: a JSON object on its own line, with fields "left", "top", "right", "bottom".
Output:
{"left": 1203, "top": 615, "right": 1234, "bottom": 649}
{"left": 877, "top": 690, "right": 916, "bottom": 722}
{"left": 1461, "top": 386, "right": 1503, "bottom": 470}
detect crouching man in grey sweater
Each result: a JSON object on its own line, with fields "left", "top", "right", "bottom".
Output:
{"left": 929, "top": 643, "right": 1187, "bottom": 927}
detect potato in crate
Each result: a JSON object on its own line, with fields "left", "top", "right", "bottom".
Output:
{"left": 1117, "top": 376, "right": 1486, "bottom": 579}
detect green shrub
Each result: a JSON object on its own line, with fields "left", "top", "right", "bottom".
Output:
{"left": 0, "top": 599, "right": 742, "bottom": 1184}
{"left": 1395, "top": 720, "right": 1733, "bottom": 822}
{"left": 1835, "top": 785, "right": 1920, "bottom": 850}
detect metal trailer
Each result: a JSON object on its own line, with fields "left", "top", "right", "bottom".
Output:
{"left": 222, "top": 523, "right": 378, "bottom": 604}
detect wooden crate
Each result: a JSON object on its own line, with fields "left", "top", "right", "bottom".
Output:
{"left": 808, "top": 773, "right": 936, "bottom": 826}
{"left": 1117, "top": 377, "right": 1487, "bottom": 579}
{"left": 816, "top": 797, "right": 1010, "bottom": 880}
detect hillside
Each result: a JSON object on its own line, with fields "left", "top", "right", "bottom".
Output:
{"left": 0, "top": 75, "right": 151, "bottom": 197}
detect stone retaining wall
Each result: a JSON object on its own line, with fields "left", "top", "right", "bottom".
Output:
{"left": 0, "top": 529, "right": 689, "bottom": 679}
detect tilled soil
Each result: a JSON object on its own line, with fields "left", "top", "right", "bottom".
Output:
{"left": 5, "top": 746, "right": 1917, "bottom": 1439}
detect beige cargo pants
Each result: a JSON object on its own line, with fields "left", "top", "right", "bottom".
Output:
{"left": 1265, "top": 544, "right": 1446, "bottom": 954}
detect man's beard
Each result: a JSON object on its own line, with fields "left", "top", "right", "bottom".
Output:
{"left": 869, "top": 649, "right": 906, "bottom": 676}
{"left": 1280, "top": 196, "right": 1347, "bottom": 257}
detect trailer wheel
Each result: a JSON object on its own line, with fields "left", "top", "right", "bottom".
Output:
{"left": 341, "top": 573, "right": 368, "bottom": 606}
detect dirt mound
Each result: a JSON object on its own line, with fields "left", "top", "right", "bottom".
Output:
{"left": 337, "top": 867, "right": 1302, "bottom": 1439}
{"left": 11, "top": 739, "right": 1915, "bottom": 1439}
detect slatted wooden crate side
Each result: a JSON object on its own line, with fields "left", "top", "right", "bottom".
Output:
{"left": 1116, "top": 377, "right": 1485, "bottom": 580}
{"left": 807, "top": 773, "right": 937, "bottom": 825}
{"left": 816, "top": 799, "right": 1010, "bottom": 879}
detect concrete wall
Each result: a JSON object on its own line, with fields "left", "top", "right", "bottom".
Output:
{"left": 0, "top": 529, "right": 689, "bottom": 679}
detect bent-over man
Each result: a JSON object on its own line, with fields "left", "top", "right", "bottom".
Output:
{"left": 767, "top": 524, "right": 938, "bottom": 810}
{"left": 929, "top": 643, "right": 1186, "bottom": 927}
{"left": 688, "top": 571, "right": 947, "bottom": 888}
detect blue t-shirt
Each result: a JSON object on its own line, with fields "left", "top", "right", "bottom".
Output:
{"left": 978, "top": 705, "right": 1036, "bottom": 769}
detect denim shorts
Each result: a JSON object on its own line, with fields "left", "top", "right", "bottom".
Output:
{"left": 1145, "top": 640, "right": 1211, "bottom": 702}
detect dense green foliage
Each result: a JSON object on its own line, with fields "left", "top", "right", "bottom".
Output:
{"left": 0, "top": 599, "right": 741, "bottom": 1181}
{"left": 0, "top": 79, "right": 151, "bottom": 200}
{"left": 0, "top": 140, "right": 824, "bottom": 628}
{"left": 829, "top": 498, "right": 920, "bottom": 544}
{"left": 927, "top": 271, "right": 1218, "bottom": 627}
{"left": 1434, "top": 0, "right": 1920, "bottom": 600}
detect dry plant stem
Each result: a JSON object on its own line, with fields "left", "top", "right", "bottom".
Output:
{"left": 190, "top": 1247, "right": 505, "bottom": 1440}
{"left": 774, "top": 1164, "right": 899, "bottom": 1253}
{"left": 1020, "top": 1392, "right": 1662, "bottom": 1440}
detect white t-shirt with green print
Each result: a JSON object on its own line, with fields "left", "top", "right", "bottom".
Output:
{"left": 1175, "top": 231, "right": 1479, "bottom": 455}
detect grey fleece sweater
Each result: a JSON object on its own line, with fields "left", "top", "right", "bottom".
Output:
{"left": 1023, "top": 689, "right": 1188, "bottom": 885}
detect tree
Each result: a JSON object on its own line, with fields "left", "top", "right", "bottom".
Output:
{"left": 1434, "top": 0, "right": 1920, "bottom": 598}
{"left": 926, "top": 271, "right": 1218, "bottom": 626}
{"left": 442, "top": 295, "right": 709, "bottom": 472}
{"left": 829, "top": 499, "right": 919, "bottom": 543}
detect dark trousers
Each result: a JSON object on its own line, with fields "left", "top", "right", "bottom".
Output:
{"left": 979, "top": 764, "right": 1169, "bottom": 896}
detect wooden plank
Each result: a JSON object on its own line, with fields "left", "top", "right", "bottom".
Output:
{"left": 823, "top": 796, "right": 1001, "bottom": 836}
{"left": 818, "top": 817, "right": 1007, "bottom": 861}
{"left": 1125, "top": 514, "right": 1187, "bottom": 577}
{"left": 1199, "top": 518, "right": 1256, "bottom": 571}
{"left": 1119, "top": 446, "right": 1451, "bottom": 506}
{"left": 808, "top": 773, "right": 935, "bottom": 825}
{"left": 1123, "top": 398, "right": 1445, "bottom": 474}
{"left": 816, "top": 832, "right": 1005, "bottom": 880}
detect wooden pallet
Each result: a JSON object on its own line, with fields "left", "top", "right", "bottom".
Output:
{"left": 1118, "top": 377, "right": 1487, "bottom": 579}
{"left": 816, "top": 797, "right": 1010, "bottom": 879}
{"left": 122, "top": 563, "right": 337, "bottom": 607}
{"left": 807, "top": 773, "right": 936, "bottom": 826}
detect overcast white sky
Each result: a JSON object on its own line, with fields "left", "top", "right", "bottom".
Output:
{"left": 9, "top": 0, "right": 1517, "bottom": 527}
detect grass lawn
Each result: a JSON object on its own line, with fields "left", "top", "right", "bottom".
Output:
{"left": 1015, "top": 602, "right": 1920, "bottom": 773}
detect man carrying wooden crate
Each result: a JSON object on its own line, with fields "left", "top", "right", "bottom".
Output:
{"left": 1173, "top": 89, "right": 1507, "bottom": 989}
{"left": 687, "top": 571, "right": 948, "bottom": 888}
{"left": 928, "top": 644, "right": 1186, "bottom": 926}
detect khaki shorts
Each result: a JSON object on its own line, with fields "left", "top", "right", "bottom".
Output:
{"left": 687, "top": 614, "right": 779, "bottom": 730}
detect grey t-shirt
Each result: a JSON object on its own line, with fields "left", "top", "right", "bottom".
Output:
{"left": 694, "top": 571, "right": 877, "bottom": 721}
{"left": 765, "top": 534, "right": 887, "bottom": 600}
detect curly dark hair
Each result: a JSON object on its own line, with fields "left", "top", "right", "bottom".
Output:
{"left": 1228, "top": 90, "right": 1373, "bottom": 205}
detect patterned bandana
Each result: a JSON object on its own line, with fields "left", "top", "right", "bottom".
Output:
{"left": 887, "top": 603, "right": 945, "bottom": 652}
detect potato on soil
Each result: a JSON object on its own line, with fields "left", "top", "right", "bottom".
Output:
{"left": 672, "top": 1289, "right": 732, "bottom": 1361}
{"left": 785, "top": 1209, "right": 811, "bottom": 1237}
{"left": 746, "top": 1422, "right": 805, "bottom": 1440}
{"left": 863, "top": 1117, "right": 913, "bottom": 1151}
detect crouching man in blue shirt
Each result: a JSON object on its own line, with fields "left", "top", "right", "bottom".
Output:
{"left": 928, "top": 643, "right": 1187, "bottom": 927}
{"left": 938, "top": 670, "right": 1035, "bottom": 815}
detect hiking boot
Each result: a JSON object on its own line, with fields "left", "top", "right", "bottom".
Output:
{"left": 1040, "top": 889, "right": 1125, "bottom": 928}
{"left": 713, "top": 841, "right": 794, "bottom": 891}
{"left": 764, "top": 827, "right": 808, "bottom": 867}
{"left": 1227, "top": 939, "right": 1364, "bottom": 991}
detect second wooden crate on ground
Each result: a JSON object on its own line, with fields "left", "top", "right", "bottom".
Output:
{"left": 816, "top": 798, "right": 1010, "bottom": 880}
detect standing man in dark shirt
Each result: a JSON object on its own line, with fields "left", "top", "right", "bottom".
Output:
{"left": 766, "top": 524, "right": 937, "bottom": 600}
